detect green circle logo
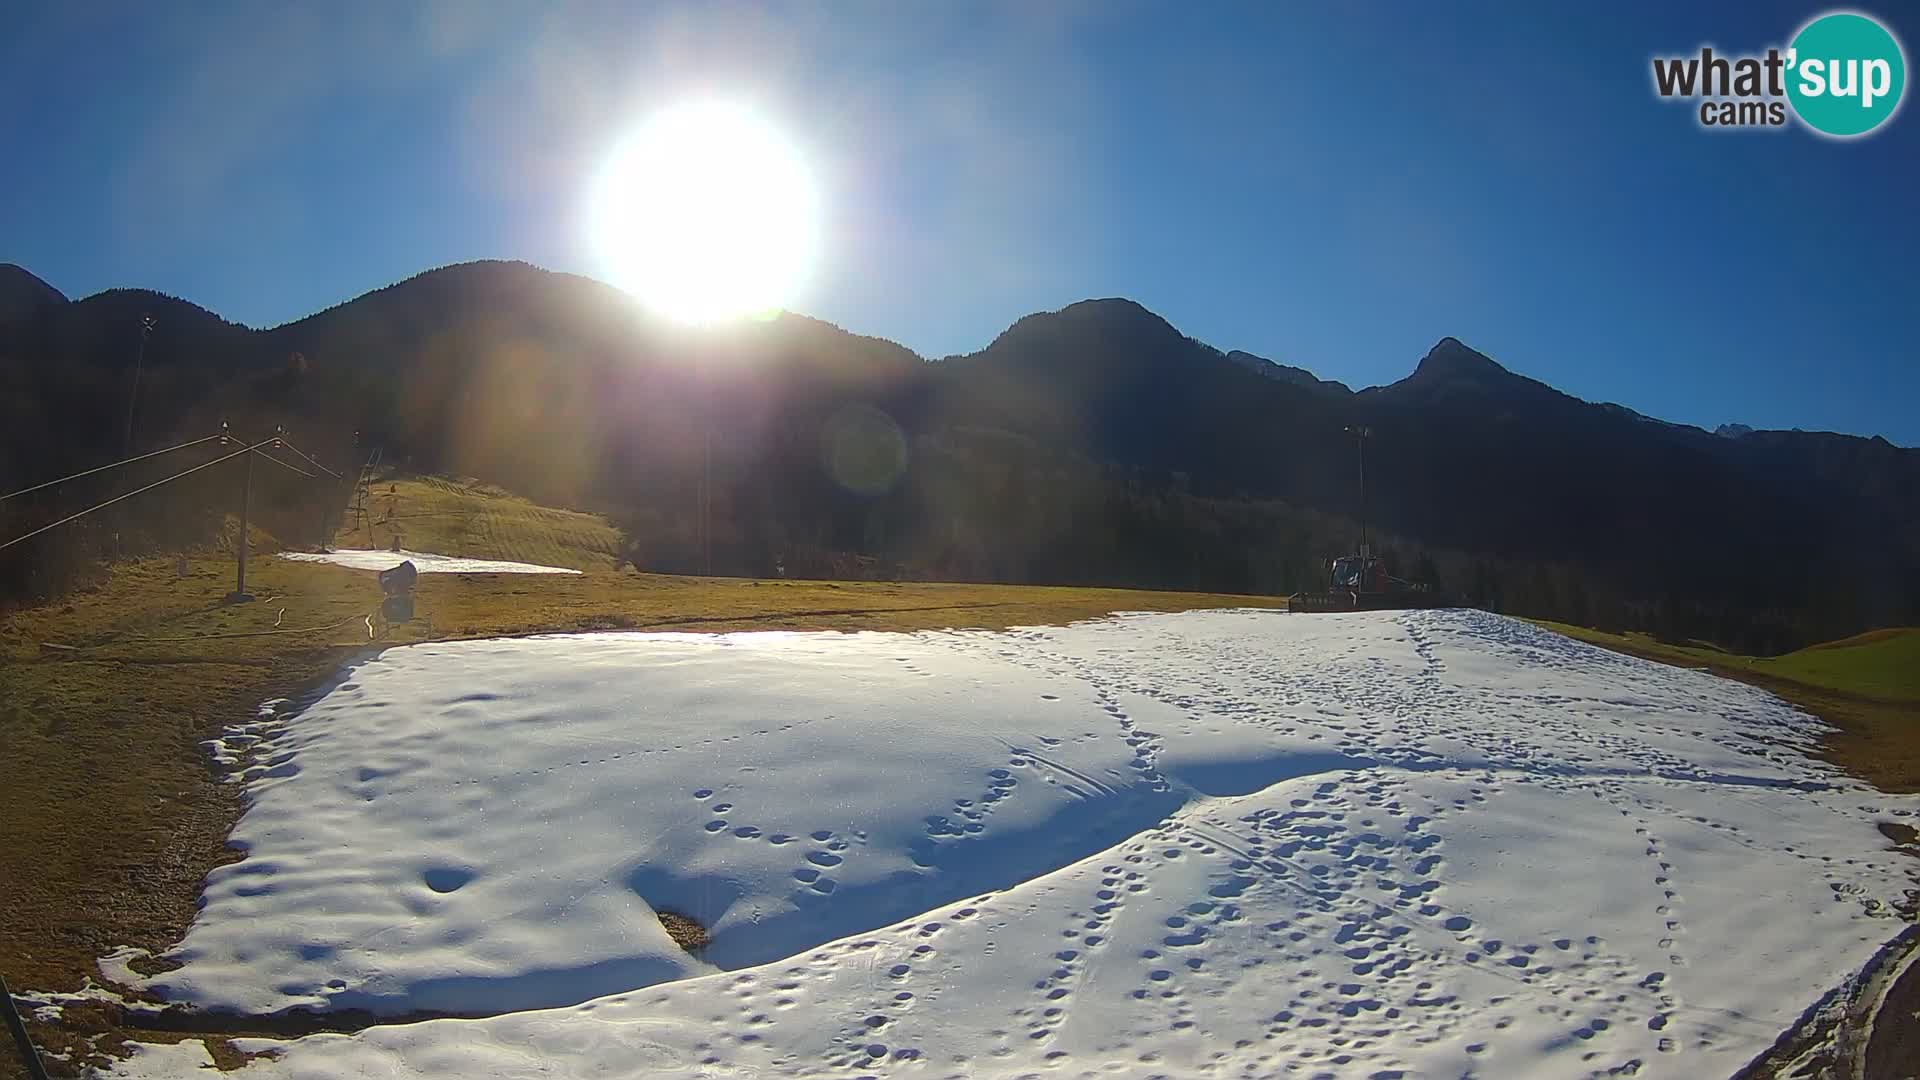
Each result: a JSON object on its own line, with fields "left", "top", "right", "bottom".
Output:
{"left": 1787, "top": 12, "right": 1907, "bottom": 137}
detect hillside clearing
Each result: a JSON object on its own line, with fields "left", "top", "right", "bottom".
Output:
{"left": 334, "top": 477, "right": 623, "bottom": 571}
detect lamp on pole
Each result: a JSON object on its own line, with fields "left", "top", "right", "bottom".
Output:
{"left": 124, "top": 313, "right": 155, "bottom": 455}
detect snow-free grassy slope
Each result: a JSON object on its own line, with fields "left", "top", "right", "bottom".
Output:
{"left": 121, "top": 610, "right": 1920, "bottom": 1079}
{"left": 1757, "top": 628, "right": 1920, "bottom": 703}
{"left": 337, "top": 477, "right": 623, "bottom": 571}
{"left": 1534, "top": 622, "right": 1920, "bottom": 704}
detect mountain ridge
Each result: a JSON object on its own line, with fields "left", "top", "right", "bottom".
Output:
{"left": 10, "top": 258, "right": 1908, "bottom": 448}
{"left": 0, "top": 262, "right": 68, "bottom": 325}
{"left": 3, "top": 258, "right": 1914, "bottom": 653}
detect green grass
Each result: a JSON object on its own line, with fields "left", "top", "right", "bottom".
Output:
{"left": 1532, "top": 621, "right": 1920, "bottom": 704}
{"left": 1753, "top": 628, "right": 1920, "bottom": 703}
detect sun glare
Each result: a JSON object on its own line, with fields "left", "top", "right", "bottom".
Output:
{"left": 588, "top": 102, "right": 819, "bottom": 323}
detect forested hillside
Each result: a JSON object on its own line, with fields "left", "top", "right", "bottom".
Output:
{"left": 3, "top": 260, "right": 1913, "bottom": 653}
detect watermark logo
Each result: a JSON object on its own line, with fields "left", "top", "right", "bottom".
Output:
{"left": 1788, "top": 12, "right": 1906, "bottom": 135}
{"left": 1651, "top": 10, "right": 1907, "bottom": 137}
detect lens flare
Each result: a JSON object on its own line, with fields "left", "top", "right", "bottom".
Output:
{"left": 823, "top": 404, "right": 908, "bottom": 495}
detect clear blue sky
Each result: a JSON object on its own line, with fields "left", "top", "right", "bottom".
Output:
{"left": 4, "top": 1, "right": 1915, "bottom": 443}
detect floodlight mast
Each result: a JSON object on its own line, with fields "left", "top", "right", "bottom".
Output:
{"left": 123, "top": 313, "right": 155, "bottom": 455}
{"left": 1345, "top": 425, "right": 1372, "bottom": 557}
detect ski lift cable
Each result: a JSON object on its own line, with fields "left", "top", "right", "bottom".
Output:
{"left": 267, "top": 438, "right": 341, "bottom": 479}
{"left": 0, "top": 438, "right": 280, "bottom": 552}
{"left": 0, "top": 433, "right": 228, "bottom": 503}
{"left": 250, "top": 446, "right": 316, "bottom": 479}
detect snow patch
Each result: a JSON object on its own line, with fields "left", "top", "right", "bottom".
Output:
{"left": 201, "top": 697, "right": 290, "bottom": 776}
{"left": 114, "top": 609, "right": 1920, "bottom": 1078}
{"left": 277, "top": 548, "right": 581, "bottom": 574}
{"left": 110, "top": 1040, "right": 217, "bottom": 1079}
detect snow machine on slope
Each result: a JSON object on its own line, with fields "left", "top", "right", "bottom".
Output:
{"left": 1288, "top": 547, "right": 1450, "bottom": 613}
{"left": 1288, "top": 424, "right": 1457, "bottom": 613}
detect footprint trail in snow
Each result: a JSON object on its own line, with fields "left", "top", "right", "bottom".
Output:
{"left": 116, "top": 609, "right": 1919, "bottom": 1079}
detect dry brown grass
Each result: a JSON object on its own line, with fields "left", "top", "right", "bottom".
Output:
{"left": 655, "top": 912, "right": 710, "bottom": 953}
{"left": 334, "top": 476, "right": 622, "bottom": 571}
{"left": 0, "top": 536, "right": 1279, "bottom": 1076}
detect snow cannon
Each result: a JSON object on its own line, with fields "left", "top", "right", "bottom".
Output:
{"left": 378, "top": 560, "right": 418, "bottom": 597}
{"left": 378, "top": 559, "right": 418, "bottom": 626}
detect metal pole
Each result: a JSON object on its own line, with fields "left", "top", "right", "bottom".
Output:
{"left": 123, "top": 314, "right": 154, "bottom": 455}
{"left": 234, "top": 449, "right": 254, "bottom": 601}
{"left": 700, "top": 363, "right": 714, "bottom": 577}
{"left": 1, "top": 975, "right": 52, "bottom": 1080}
{"left": 115, "top": 315, "right": 154, "bottom": 559}
{"left": 703, "top": 424, "right": 712, "bottom": 576}
{"left": 1345, "top": 425, "right": 1370, "bottom": 555}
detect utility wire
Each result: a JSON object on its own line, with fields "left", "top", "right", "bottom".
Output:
{"left": 0, "top": 438, "right": 278, "bottom": 552}
{"left": 266, "top": 438, "right": 341, "bottom": 479}
{"left": 354, "top": 447, "right": 382, "bottom": 491}
{"left": 0, "top": 433, "right": 228, "bottom": 503}
{"left": 249, "top": 445, "right": 316, "bottom": 479}
{"left": 0, "top": 430, "right": 335, "bottom": 501}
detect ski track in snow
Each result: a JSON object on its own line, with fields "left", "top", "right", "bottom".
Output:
{"left": 110, "top": 609, "right": 1919, "bottom": 1079}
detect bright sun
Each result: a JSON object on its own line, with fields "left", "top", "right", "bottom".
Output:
{"left": 589, "top": 102, "right": 818, "bottom": 323}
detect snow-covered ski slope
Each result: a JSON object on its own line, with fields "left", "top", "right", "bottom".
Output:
{"left": 276, "top": 548, "right": 581, "bottom": 574}
{"left": 122, "top": 609, "right": 1918, "bottom": 1078}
